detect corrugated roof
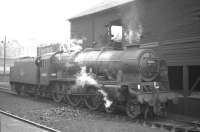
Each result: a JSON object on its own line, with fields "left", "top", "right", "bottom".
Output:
{"left": 68, "top": 0, "right": 134, "bottom": 20}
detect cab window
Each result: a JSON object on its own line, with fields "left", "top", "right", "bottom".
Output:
{"left": 111, "top": 25, "right": 122, "bottom": 42}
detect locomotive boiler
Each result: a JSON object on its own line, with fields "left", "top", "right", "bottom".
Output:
{"left": 10, "top": 46, "right": 178, "bottom": 119}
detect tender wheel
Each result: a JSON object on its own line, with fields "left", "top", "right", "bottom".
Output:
{"left": 52, "top": 83, "right": 65, "bottom": 103}
{"left": 66, "top": 94, "right": 82, "bottom": 107}
{"left": 20, "top": 85, "right": 25, "bottom": 96}
{"left": 84, "top": 92, "right": 102, "bottom": 111}
{"left": 27, "top": 85, "right": 36, "bottom": 97}
{"left": 126, "top": 100, "right": 141, "bottom": 119}
{"left": 10, "top": 83, "right": 15, "bottom": 91}
{"left": 14, "top": 83, "right": 21, "bottom": 95}
{"left": 11, "top": 83, "right": 17, "bottom": 93}
{"left": 16, "top": 84, "right": 25, "bottom": 96}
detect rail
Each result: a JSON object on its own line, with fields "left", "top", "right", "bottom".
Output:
{"left": 143, "top": 119, "right": 200, "bottom": 132}
{"left": 0, "top": 109, "right": 60, "bottom": 132}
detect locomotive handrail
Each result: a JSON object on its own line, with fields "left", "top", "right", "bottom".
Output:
{"left": 126, "top": 44, "right": 140, "bottom": 48}
{"left": 99, "top": 80, "right": 118, "bottom": 85}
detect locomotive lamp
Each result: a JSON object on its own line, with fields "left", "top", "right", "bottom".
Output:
{"left": 154, "top": 81, "right": 159, "bottom": 89}
{"left": 137, "top": 84, "right": 141, "bottom": 90}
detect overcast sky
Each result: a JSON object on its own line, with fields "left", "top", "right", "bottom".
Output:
{"left": 0, "top": 0, "right": 106, "bottom": 46}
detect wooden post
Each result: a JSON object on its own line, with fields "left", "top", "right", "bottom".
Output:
{"left": 183, "top": 65, "right": 189, "bottom": 115}
{"left": 91, "top": 17, "right": 95, "bottom": 43}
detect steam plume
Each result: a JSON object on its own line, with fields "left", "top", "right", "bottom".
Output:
{"left": 76, "top": 67, "right": 98, "bottom": 88}
{"left": 98, "top": 89, "right": 113, "bottom": 108}
{"left": 75, "top": 66, "right": 113, "bottom": 108}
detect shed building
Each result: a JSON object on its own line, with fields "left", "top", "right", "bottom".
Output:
{"left": 68, "top": 0, "right": 200, "bottom": 117}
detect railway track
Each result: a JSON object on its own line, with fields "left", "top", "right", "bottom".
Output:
{"left": 0, "top": 85, "right": 199, "bottom": 132}
{"left": 142, "top": 119, "right": 200, "bottom": 132}
{"left": 0, "top": 86, "right": 60, "bottom": 132}
{"left": 0, "top": 86, "right": 16, "bottom": 95}
{"left": 0, "top": 108, "right": 60, "bottom": 132}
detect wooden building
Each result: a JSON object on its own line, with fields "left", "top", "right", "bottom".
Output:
{"left": 68, "top": 0, "right": 200, "bottom": 117}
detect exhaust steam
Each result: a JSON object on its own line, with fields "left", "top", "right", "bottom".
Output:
{"left": 75, "top": 66, "right": 113, "bottom": 108}
{"left": 98, "top": 89, "right": 113, "bottom": 108}
{"left": 76, "top": 67, "right": 98, "bottom": 88}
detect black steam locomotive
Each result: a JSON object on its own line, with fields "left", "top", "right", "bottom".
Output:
{"left": 10, "top": 45, "right": 177, "bottom": 119}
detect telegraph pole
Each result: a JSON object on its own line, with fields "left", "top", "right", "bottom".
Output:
{"left": 3, "top": 36, "right": 6, "bottom": 74}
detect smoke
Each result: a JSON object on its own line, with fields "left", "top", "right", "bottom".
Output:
{"left": 76, "top": 67, "right": 98, "bottom": 88}
{"left": 98, "top": 89, "right": 113, "bottom": 108}
{"left": 75, "top": 66, "right": 113, "bottom": 108}
{"left": 121, "top": 0, "right": 143, "bottom": 44}
{"left": 67, "top": 38, "right": 84, "bottom": 53}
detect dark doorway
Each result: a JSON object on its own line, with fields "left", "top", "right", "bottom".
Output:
{"left": 189, "top": 66, "right": 200, "bottom": 92}
{"left": 168, "top": 66, "right": 183, "bottom": 93}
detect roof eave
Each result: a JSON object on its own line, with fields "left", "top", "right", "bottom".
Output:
{"left": 67, "top": 0, "right": 134, "bottom": 21}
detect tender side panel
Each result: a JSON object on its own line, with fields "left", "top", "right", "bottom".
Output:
{"left": 10, "top": 61, "right": 37, "bottom": 85}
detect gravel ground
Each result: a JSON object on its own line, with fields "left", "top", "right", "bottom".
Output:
{"left": 0, "top": 92, "right": 167, "bottom": 132}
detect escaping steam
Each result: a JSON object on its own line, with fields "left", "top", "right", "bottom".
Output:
{"left": 75, "top": 66, "right": 113, "bottom": 108}
{"left": 121, "top": 1, "right": 143, "bottom": 44}
{"left": 98, "top": 89, "right": 113, "bottom": 108}
{"left": 67, "top": 38, "right": 84, "bottom": 54}
{"left": 76, "top": 67, "right": 98, "bottom": 88}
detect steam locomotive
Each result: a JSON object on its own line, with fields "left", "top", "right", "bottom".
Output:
{"left": 9, "top": 45, "right": 177, "bottom": 119}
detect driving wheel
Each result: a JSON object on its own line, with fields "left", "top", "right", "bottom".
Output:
{"left": 126, "top": 100, "right": 141, "bottom": 119}
{"left": 52, "top": 83, "right": 65, "bottom": 103}
{"left": 66, "top": 94, "right": 82, "bottom": 107}
{"left": 84, "top": 92, "right": 102, "bottom": 111}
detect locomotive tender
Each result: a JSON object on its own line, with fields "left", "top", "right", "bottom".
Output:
{"left": 10, "top": 46, "right": 177, "bottom": 119}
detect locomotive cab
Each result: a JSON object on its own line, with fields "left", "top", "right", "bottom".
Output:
{"left": 36, "top": 52, "right": 58, "bottom": 86}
